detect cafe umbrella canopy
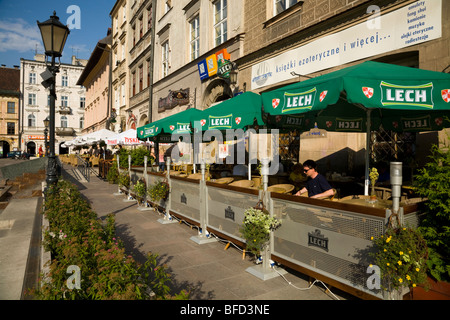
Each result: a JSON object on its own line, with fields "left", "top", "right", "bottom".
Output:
{"left": 137, "top": 108, "right": 204, "bottom": 142}
{"left": 261, "top": 61, "right": 450, "bottom": 194}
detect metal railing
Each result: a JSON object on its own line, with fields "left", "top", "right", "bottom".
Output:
{"left": 76, "top": 155, "right": 90, "bottom": 182}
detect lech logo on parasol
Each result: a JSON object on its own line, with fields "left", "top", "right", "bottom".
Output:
{"left": 200, "top": 119, "right": 206, "bottom": 126}
{"left": 235, "top": 117, "right": 241, "bottom": 125}
{"left": 362, "top": 87, "right": 374, "bottom": 99}
{"left": 442, "top": 89, "right": 450, "bottom": 103}
{"left": 169, "top": 125, "right": 175, "bottom": 131}
{"left": 272, "top": 98, "right": 280, "bottom": 109}
{"left": 319, "top": 91, "right": 328, "bottom": 102}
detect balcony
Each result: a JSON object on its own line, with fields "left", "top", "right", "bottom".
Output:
{"left": 56, "top": 127, "right": 75, "bottom": 136}
{"left": 58, "top": 106, "right": 72, "bottom": 115}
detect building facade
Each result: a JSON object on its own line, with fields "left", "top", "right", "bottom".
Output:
{"left": 111, "top": 0, "right": 130, "bottom": 133}
{"left": 77, "top": 31, "right": 112, "bottom": 134}
{"left": 0, "top": 65, "right": 20, "bottom": 157}
{"left": 237, "top": 0, "right": 450, "bottom": 173}
{"left": 20, "top": 54, "right": 87, "bottom": 155}
{"left": 150, "top": 0, "right": 245, "bottom": 123}
{"left": 127, "top": 0, "right": 154, "bottom": 131}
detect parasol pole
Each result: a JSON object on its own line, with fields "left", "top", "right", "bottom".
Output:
{"left": 364, "top": 109, "right": 372, "bottom": 196}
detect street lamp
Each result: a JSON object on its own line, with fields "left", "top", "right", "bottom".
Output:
{"left": 37, "top": 11, "right": 70, "bottom": 187}
{"left": 43, "top": 116, "right": 49, "bottom": 156}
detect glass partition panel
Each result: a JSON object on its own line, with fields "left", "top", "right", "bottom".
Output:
{"left": 170, "top": 179, "right": 201, "bottom": 222}
{"left": 207, "top": 186, "right": 260, "bottom": 242}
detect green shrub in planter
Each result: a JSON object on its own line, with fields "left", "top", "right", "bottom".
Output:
{"left": 130, "top": 147, "right": 154, "bottom": 167}
{"left": 35, "top": 178, "right": 189, "bottom": 300}
{"left": 148, "top": 180, "right": 170, "bottom": 204}
{"left": 118, "top": 171, "right": 130, "bottom": 189}
{"left": 106, "top": 160, "right": 119, "bottom": 184}
{"left": 134, "top": 179, "right": 147, "bottom": 205}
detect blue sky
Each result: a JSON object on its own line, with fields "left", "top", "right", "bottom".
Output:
{"left": 0, "top": 0, "right": 114, "bottom": 67}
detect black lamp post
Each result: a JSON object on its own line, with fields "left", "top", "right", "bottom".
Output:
{"left": 37, "top": 11, "right": 70, "bottom": 187}
{"left": 43, "top": 116, "right": 49, "bottom": 156}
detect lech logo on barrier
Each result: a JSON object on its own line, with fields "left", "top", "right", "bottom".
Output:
{"left": 308, "top": 229, "right": 329, "bottom": 252}
{"left": 224, "top": 206, "right": 235, "bottom": 221}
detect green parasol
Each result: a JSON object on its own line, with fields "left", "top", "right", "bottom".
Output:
{"left": 261, "top": 61, "right": 450, "bottom": 194}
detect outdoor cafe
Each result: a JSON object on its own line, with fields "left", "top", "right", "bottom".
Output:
{"left": 92, "top": 61, "right": 450, "bottom": 299}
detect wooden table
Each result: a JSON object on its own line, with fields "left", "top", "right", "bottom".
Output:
{"left": 338, "top": 196, "right": 392, "bottom": 209}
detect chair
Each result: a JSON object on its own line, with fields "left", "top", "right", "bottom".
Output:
{"left": 90, "top": 156, "right": 100, "bottom": 167}
{"left": 214, "top": 177, "right": 234, "bottom": 184}
{"left": 187, "top": 173, "right": 211, "bottom": 180}
{"left": 317, "top": 188, "right": 337, "bottom": 200}
{"left": 268, "top": 184, "right": 295, "bottom": 194}
{"left": 374, "top": 187, "right": 392, "bottom": 200}
{"left": 229, "top": 180, "right": 254, "bottom": 188}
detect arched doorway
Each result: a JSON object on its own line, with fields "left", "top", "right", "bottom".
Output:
{"left": 202, "top": 79, "right": 233, "bottom": 109}
{"left": 0, "top": 141, "right": 10, "bottom": 158}
{"left": 26, "top": 141, "right": 36, "bottom": 155}
{"left": 59, "top": 142, "right": 69, "bottom": 155}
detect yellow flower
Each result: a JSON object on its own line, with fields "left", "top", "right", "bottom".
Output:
{"left": 370, "top": 236, "right": 374, "bottom": 240}
{"left": 412, "top": 284, "right": 416, "bottom": 288}
{"left": 406, "top": 275, "right": 411, "bottom": 281}
{"left": 398, "top": 278, "right": 403, "bottom": 283}
{"left": 398, "top": 261, "right": 402, "bottom": 265}
{"left": 384, "top": 249, "right": 387, "bottom": 252}
{"left": 399, "top": 251, "right": 403, "bottom": 255}
{"left": 387, "top": 263, "right": 390, "bottom": 266}
{"left": 369, "top": 264, "right": 373, "bottom": 268}
{"left": 416, "top": 267, "right": 420, "bottom": 272}
{"left": 386, "top": 236, "right": 392, "bottom": 243}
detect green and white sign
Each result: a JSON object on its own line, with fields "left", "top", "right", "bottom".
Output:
{"left": 381, "top": 82, "right": 434, "bottom": 109}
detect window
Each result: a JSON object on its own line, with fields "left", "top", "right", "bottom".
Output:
{"left": 7, "top": 122, "right": 15, "bottom": 135}
{"left": 121, "top": 83, "right": 125, "bottom": 105}
{"left": 29, "top": 72, "right": 36, "bottom": 84}
{"left": 62, "top": 75, "right": 68, "bottom": 86}
{"left": 139, "top": 16, "right": 143, "bottom": 39}
{"left": 162, "top": 41, "right": 169, "bottom": 77}
{"left": 132, "top": 24, "right": 136, "bottom": 46}
{"left": 165, "top": 0, "right": 171, "bottom": 14}
{"left": 190, "top": 15, "right": 200, "bottom": 61}
{"left": 214, "top": 0, "right": 227, "bottom": 46}
{"left": 139, "top": 65, "right": 143, "bottom": 91}
{"left": 147, "top": 59, "right": 151, "bottom": 87}
{"left": 28, "top": 114, "right": 36, "bottom": 127}
{"left": 274, "top": 0, "right": 298, "bottom": 16}
{"left": 61, "top": 116, "right": 68, "bottom": 128}
{"left": 80, "top": 117, "right": 84, "bottom": 129}
{"left": 80, "top": 97, "right": 85, "bottom": 108}
{"left": 7, "top": 101, "right": 15, "bottom": 114}
{"left": 61, "top": 96, "right": 68, "bottom": 107}
{"left": 132, "top": 72, "right": 136, "bottom": 96}
{"left": 28, "top": 93, "right": 36, "bottom": 106}
{"left": 147, "top": 7, "right": 152, "bottom": 31}
{"left": 123, "top": 4, "right": 127, "bottom": 23}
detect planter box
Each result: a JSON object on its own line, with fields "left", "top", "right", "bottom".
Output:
{"left": 407, "top": 277, "right": 450, "bottom": 300}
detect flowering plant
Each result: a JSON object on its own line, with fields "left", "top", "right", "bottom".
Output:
{"left": 240, "top": 207, "right": 281, "bottom": 257}
{"left": 133, "top": 179, "right": 147, "bottom": 205}
{"left": 370, "top": 226, "right": 429, "bottom": 293}
{"left": 118, "top": 171, "right": 130, "bottom": 189}
{"left": 147, "top": 180, "right": 170, "bottom": 205}
{"left": 369, "top": 167, "right": 379, "bottom": 196}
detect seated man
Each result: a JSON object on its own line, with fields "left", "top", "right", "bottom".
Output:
{"left": 295, "top": 159, "right": 334, "bottom": 199}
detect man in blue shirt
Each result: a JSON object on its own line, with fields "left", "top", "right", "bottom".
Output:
{"left": 295, "top": 160, "right": 334, "bottom": 199}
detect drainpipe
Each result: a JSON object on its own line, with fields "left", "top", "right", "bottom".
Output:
{"left": 148, "top": 0, "right": 157, "bottom": 124}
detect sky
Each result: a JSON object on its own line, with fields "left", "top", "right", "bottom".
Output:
{"left": 0, "top": 0, "right": 114, "bottom": 67}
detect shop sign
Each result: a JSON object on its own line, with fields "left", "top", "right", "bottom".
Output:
{"left": 217, "top": 59, "right": 233, "bottom": 79}
{"left": 158, "top": 88, "right": 190, "bottom": 112}
{"left": 251, "top": 0, "right": 442, "bottom": 90}
{"left": 28, "top": 135, "right": 47, "bottom": 140}
{"left": 197, "top": 49, "right": 231, "bottom": 81}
